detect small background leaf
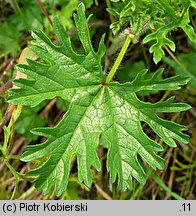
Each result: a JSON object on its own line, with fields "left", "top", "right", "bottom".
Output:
{"left": 15, "top": 105, "right": 46, "bottom": 142}
{"left": 163, "top": 53, "right": 196, "bottom": 89}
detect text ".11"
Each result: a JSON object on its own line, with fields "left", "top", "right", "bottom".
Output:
{"left": 180, "top": 203, "right": 191, "bottom": 212}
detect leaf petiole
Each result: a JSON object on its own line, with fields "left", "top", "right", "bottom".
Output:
{"left": 106, "top": 34, "right": 132, "bottom": 83}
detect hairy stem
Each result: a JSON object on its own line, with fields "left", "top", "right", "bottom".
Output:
{"left": 106, "top": 35, "right": 132, "bottom": 83}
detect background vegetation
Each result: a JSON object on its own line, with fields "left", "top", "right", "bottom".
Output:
{"left": 0, "top": 0, "right": 195, "bottom": 200}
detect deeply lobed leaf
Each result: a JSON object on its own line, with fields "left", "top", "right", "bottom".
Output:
{"left": 9, "top": 3, "right": 190, "bottom": 195}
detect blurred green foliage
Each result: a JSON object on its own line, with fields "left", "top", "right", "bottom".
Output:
{"left": 163, "top": 53, "right": 196, "bottom": 90}
{"left": 15, "top": 106, "right": 46, "bottom": 142}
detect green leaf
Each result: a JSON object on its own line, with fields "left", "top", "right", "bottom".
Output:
{"left": 143, "top": 29, "right": 176, "bottom": 64}
{"left": 15, "top": 106, "right": 46, "bottom": 142}
{"left": 117, "top": 61, "right": 146, "bottom": 82}
{"left": 79, "top": 0, "right": 93, "bottom": 8}
{"left": 190, "top": 0, "right": 196, "bottom": 8}
{"left": 179, "top": 9, "right": 196, "bottom": 44}
{"left": 56, "top": 0, "right": 80, "bottom": 30}
{"left": 116, "top": 61, "right": 163, "bottom": 96}
{"left": 41, "top": 0, "right": 65, "bottom": 6}
{"left": 143, "top": 0, "right": 196, "bottom": 63}
{"left": 56, "top": 97, "right": 69, "bottom": 111}
{"left": 0, "top": 22, "right": 21, "bottom": 55}
{"left": 108, "top": 0, "right": 196, "bottom": 63}
{"left": 9, "top": 3, "right": 190, "bottom": 196}
{"left": 163, "top": 53, "right": 196, "bottom": 89}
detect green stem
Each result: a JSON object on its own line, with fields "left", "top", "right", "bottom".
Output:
{"left": 0, "top": 145, "right": 6, "bottom": 156}
{"left": 129, "top": 184, "right": 143, "bottom": 200}
{"left": 146, "top": 169, "right": 184, "bottom": 200}
{"left": 4, "top": 160, "right": 22, "bottom": 179}
{"left": 11, "top": 177, "right": 19, "bottom": 200}
{"left": 105, "top": 0, "right": 114, "bottom": 23}
{"left": 106, "top": 35, "right": 132, "bottom": 83}
{"left": 18, "top": 187, "right": 36, "bottom": 200}
{"left": 7, "top": 155, "right": 20, "bottom": 160}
